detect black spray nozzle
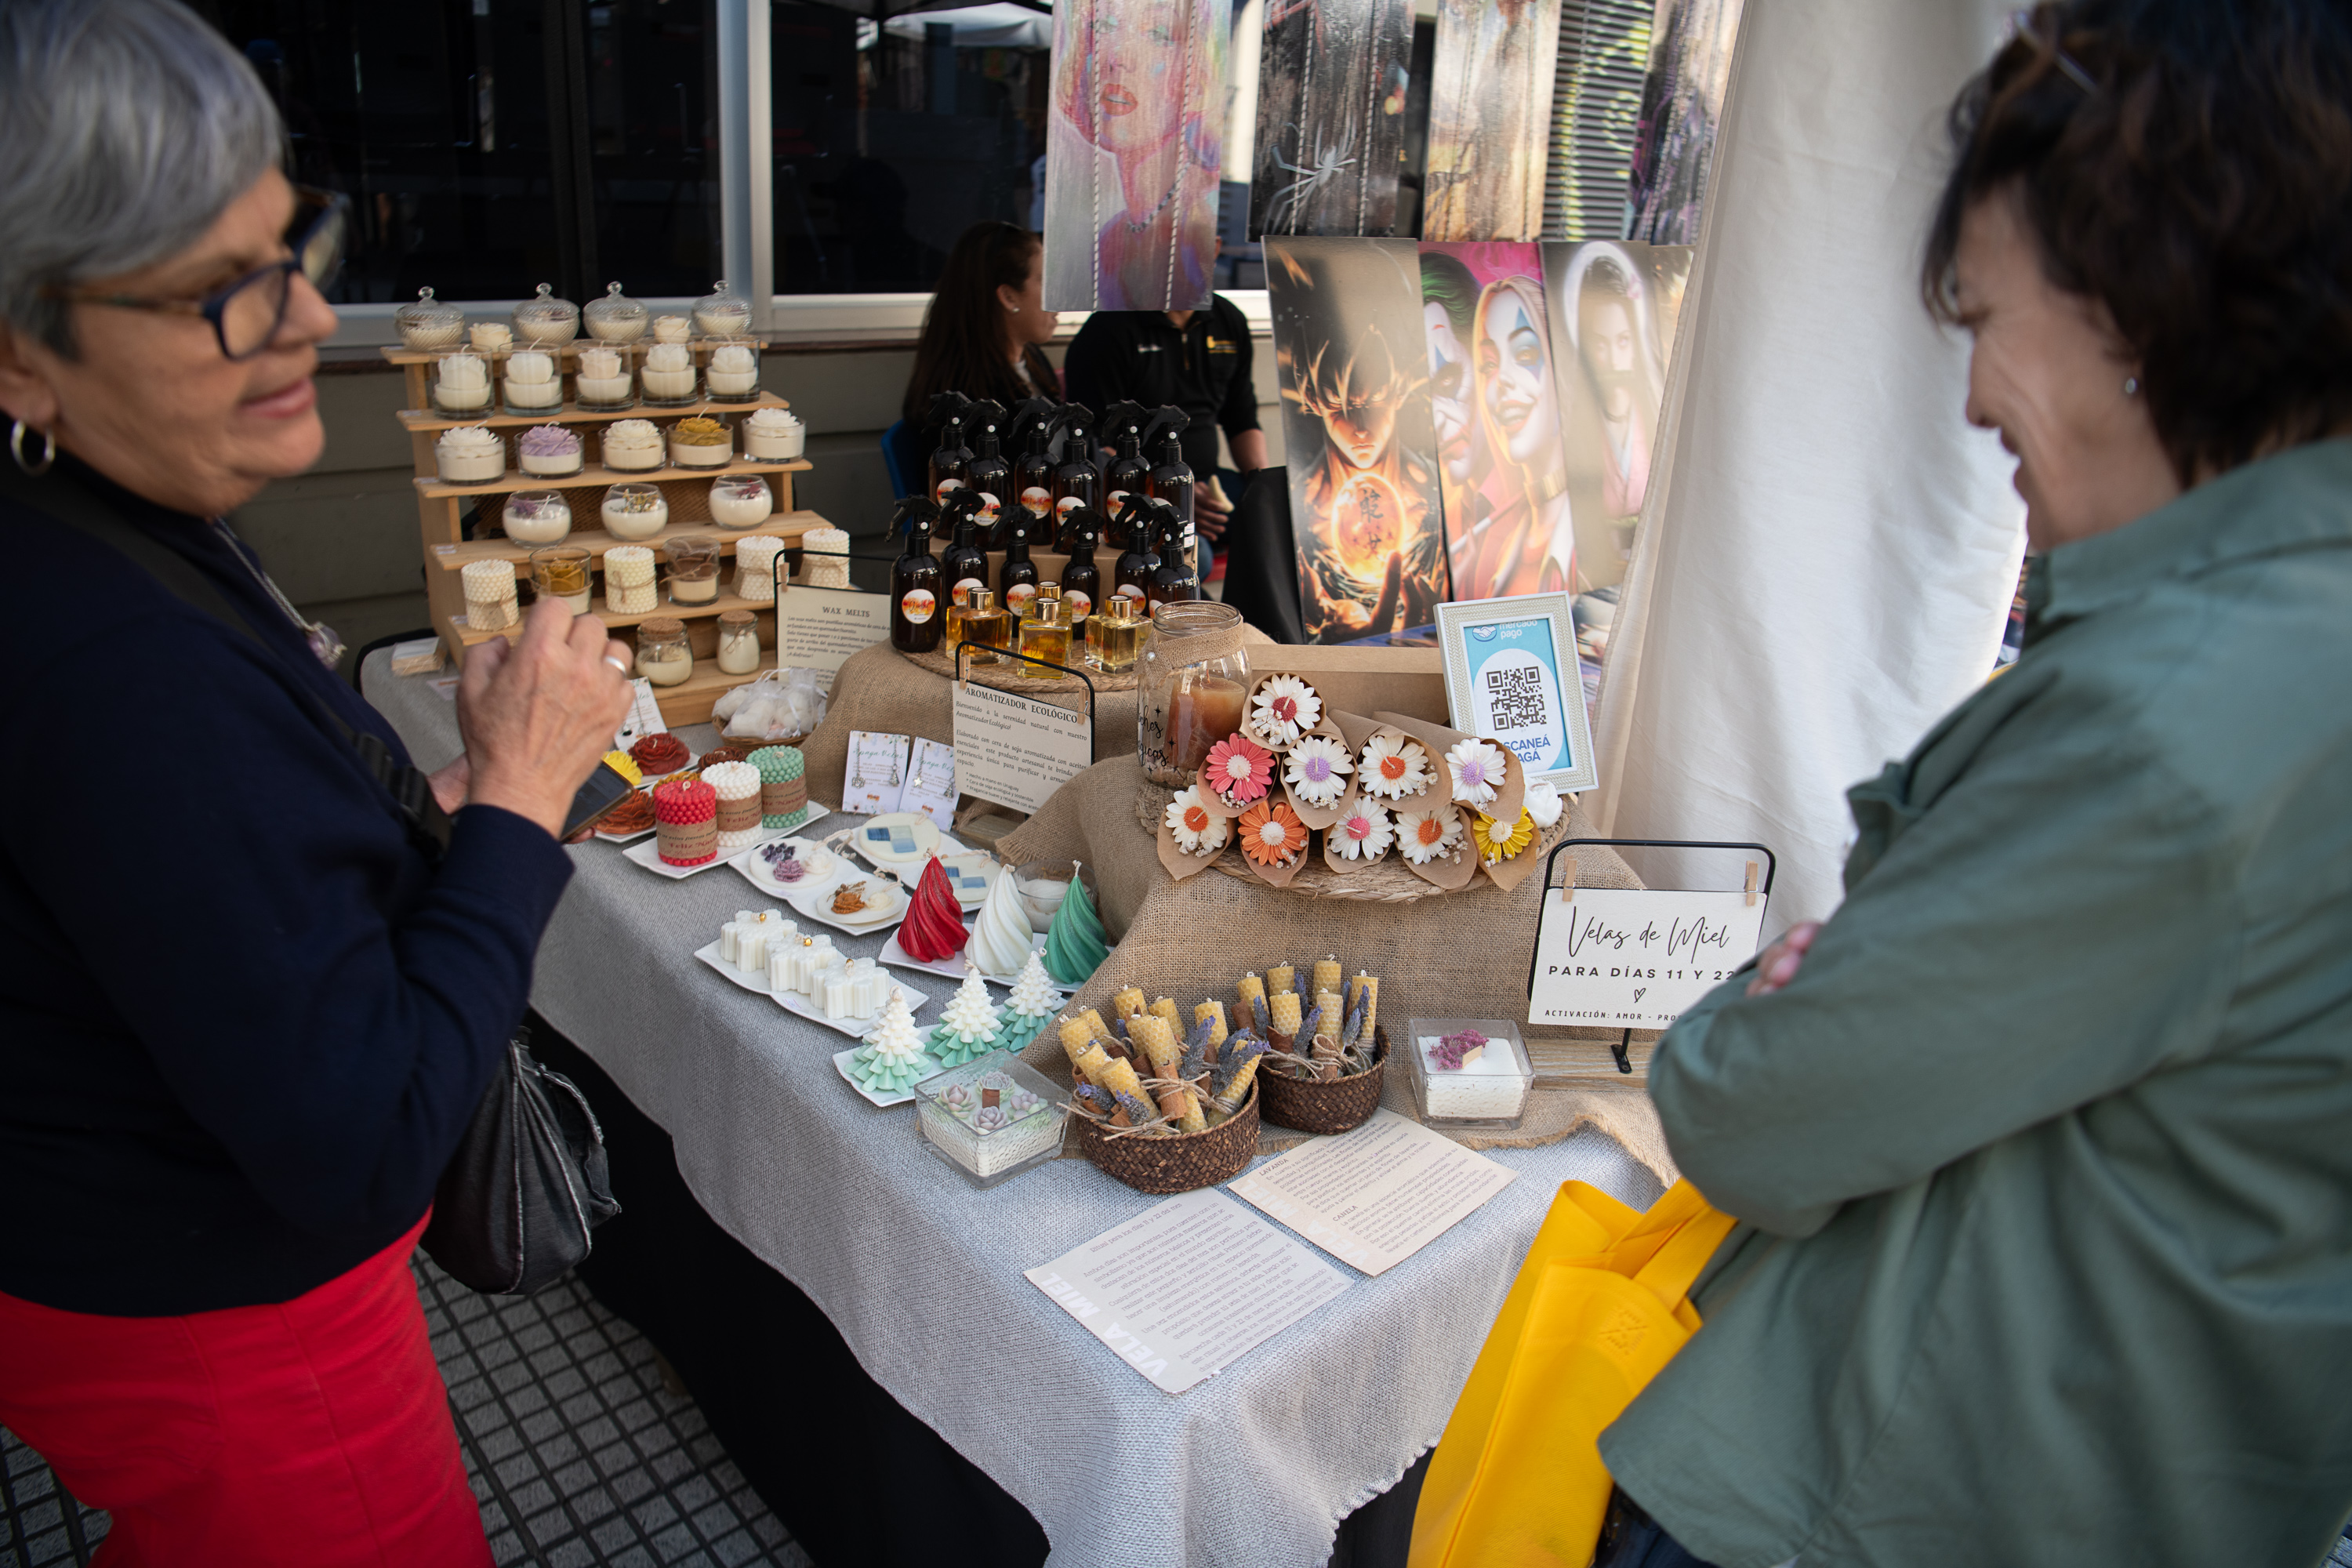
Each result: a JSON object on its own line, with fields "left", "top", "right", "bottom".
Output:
{"left": 1061, "top": 506, "right": 1108, "bottom": 546}
{"left": 893, "top": 495, "right": 942, "bottom": 532}
{"left": 1105, "top": 401, "right": 1148, "bottom": 442}
{"left": 1111, "top": 491, "right": 1153, "bottom": 535}
{"left": 1144, "top": 407, "right": 1190, "bottom": 452}
{"left": 942, "top": 487, "right": 987, "bottom": 521}
{"left": 927, "top": 390, "right": 974, "bottom": 432}
{"left": 1058, "top": 401, "right": 1094, "bottom": 437}
{"left": 1007, "top": 396, "right": 1058, "bottom": 448}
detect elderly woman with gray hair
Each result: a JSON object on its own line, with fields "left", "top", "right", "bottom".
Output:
{"left": 0, "top": 2, "right": 631, "bottom": 1559}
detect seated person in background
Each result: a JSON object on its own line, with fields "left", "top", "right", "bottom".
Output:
{"left": 1062, "top": 296, "right": 1268, "bottom": 566}
{"left": 899, "top": 221, "right": 1061, "bottom": 478}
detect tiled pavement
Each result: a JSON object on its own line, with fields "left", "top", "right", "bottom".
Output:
{"left": 0, "top": 1258, "right": 811, "bottom": 1568}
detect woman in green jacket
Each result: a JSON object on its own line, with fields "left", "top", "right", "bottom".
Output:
{"left": 1598, "top": 5, "right": 2352, "bottom": 1566}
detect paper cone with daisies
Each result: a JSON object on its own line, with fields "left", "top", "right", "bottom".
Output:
{"left": 1156, "top": 782, "right": 1233, "bottom": 881}
{"left": 1236, "top": 786, "right": 1314, "bottom": 888}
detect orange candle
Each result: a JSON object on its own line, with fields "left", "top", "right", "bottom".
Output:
{"left": 1167, "top": 673, "right": 1248, "bottom": 772}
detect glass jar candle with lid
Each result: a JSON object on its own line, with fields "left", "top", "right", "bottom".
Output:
{"left": 693, "top": 280, "right": 752, "bottom": 339}
{"left": 1135, "top": 601, "right": 1248, "bottom": 786}
{"left": 634, "top": 618, "right": 694, "bottom": 687}
{"left": 395, "top": 287, "right": 464, "bottom": 350}
{"left": 513, "top": 282, "right": 579, "bottom": 346}
{"left": 715, "top": 608, "right": 763, "bottom": 674}
{"left": 583, "top": 281, "right": 648, "bottom": 343}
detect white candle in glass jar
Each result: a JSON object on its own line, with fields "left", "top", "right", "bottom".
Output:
{"left": 601, "top": 419, "right": 664, "bottom": 471}
{"left": 742, "top": 406, "right": 804, "bottom": 460}
{"left": 575, "top": 347, "right": 631, "bottom": 405}
{"left": 601, "top": 485, "right": 669, "bottom": 540}
{"left": 503, "top": 492, "right": 572, "bottom": 543}
{"left": 705, "top": 342, "right": 758, "bottom": 396}
{"left": 503, "top": 350, "right": 560, "bottom": 408}
{"left": 434, "top": 353, "right": 492, "bottom": 412}
{"left": 641, "top": 343, "right": 697, "bottom": 401}
{"left": 514, "top": 426, "right": 583, "bottom": 476}
{"left": 716, "top": 614, "right": 762, "bottom": 673}
{"left": 434, "top": 426, "right": 505, "bottom": 482}
{"left": 707, "top": 476, "right": 772, "bottom": 528}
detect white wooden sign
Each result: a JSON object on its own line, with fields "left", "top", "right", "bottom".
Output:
{"left": 1528, "top": 887, "right": 1768, "bottom": 1030}
{"left": 776, "top": 586, "right": 891, "bottom": 684}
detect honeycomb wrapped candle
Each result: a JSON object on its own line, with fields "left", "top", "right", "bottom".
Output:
{"left": 800, "top": 527, "right": 850, "bottom": 589}
{"left": 434, "top": 423, "right": 504, "bottom": 483}
{"left": 574, "top": 345, "right": 633, "bottom": 408}
{"left": 462, "top": 559, "right": 519, "bottom": 632}
{"left": 601, "top": 418, "right": 664, "bottom": 472}
{"left": 749, "top": 746, "right": 808, "bottom": 830}
{"left": 733, "top": 535, "right": 785, "bottom": 601}
{"left": 742, "top": 405, "right": 805, "bottom": 459}
{"left": 707, "top": 474, "right": 771, "bottom": 528}
{"left": 431, "top": 352, "right": 492, "bottom": 415}
{"left": 502, "top": 350, "right": 561, "bottom": 412}
{"left": 604, "top": 545, "right": 657, "bottom": 615}
{"left": 641, "top": 342, "right": 697, "bottom": 403}
{"left": 704, "top": 339, "right": 760, "bottom": 398}
{"left": 669, "top": 416, "right": 731, "bottom": 468}
{"left": 652, "top": 314, "right": 691, "bottom": 343}
{"left": 515, "top": 424, "right": 581, "bottom": 477}
{"left": 703, "top": 760, "right": 764, "bottom": 852}
{"left": 652, "top": 777, "right": 717, "bottom": 866}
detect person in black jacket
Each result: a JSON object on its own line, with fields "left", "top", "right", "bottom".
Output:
{"left": 1062, "top": 294, "right": 1269, "bottom": 551}
{"left": 0, "top": 3, "right": 630, "bottom": 1561}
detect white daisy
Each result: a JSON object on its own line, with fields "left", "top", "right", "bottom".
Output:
{"left": 1357, "top": 733, "right": 1429, "bottom": 800}
{"left": 1250, "top": 675, "right": 1322, "bottom": 746}
{"left": 1523, "top": 779, "right": 1565, "bottom": 829}
{"left": 1283, "top": 735, "right": 1352, "bottom": 807}
{"left": 1332, "top": 804, "right": 1395, "bottom": 861}
{"left": 1163, "top": 786, "right": 1230, "bottom": 855}
{"left": 1397, "top": 806, "right": 1463, "bottom": 865}
{"left": 1445, "top": 738, "right": 1507, "bottom": 806}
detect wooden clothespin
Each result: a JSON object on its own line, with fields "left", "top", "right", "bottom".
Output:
{"left": 1744, "top": 861, "right": 1759, "bottom": 907}
{"left": 1559, "top": 856, "right": 1578, "bottom": 904}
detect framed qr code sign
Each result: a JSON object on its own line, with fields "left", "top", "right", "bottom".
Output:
{"left": 1435, "top": 593, "right": 1599, "bottom": 794}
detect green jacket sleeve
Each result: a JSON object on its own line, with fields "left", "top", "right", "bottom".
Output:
{"left": 1649, "top": 662, "right": 2241, "bottom": 1236}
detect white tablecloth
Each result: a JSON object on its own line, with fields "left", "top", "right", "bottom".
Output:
{"left": 365, "top": 652, "right": 1664, "bottom": 1568}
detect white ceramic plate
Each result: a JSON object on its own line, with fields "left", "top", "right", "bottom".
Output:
{"left": 621, "top": 807, "right": 832, "bottom": 880}
{"left": 846, "top": 811, "right": 941, "bottom": 871}
{"left": 877, "top": 924, "right": 1058, "bottom": 989}
{"left": 935, "top": 853, "right": 1001, "bottom": 909}
{"left": 728, "top": 837, "right": 842, "bottom": 900}
{"left": 831, "top": 1045, "right": 941, "bottom": 1108}
{"left": 781, "top": 873, "right": 909, "bottom": 935}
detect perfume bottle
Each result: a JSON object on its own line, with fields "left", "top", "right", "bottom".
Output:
{"left": 1087, "top": 595, "right": 1148, "bottom": 673}
{"left": 1018, "top": 593, "right": 1070, "bottom": 670}
{"left": 958, "top": 586, "right": 1010, "bottom": 662}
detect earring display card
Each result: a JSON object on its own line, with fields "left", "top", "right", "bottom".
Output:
{"left": 844, "top": 730, "right": 913, "bottom": 816}
{"left": 901, "top": 738, "right": 960, "bottom": 830}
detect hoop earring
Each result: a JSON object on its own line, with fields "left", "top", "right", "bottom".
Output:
{"left": 9, "top": 419, "right": 55, "bottom": 476}
{"left": 2122, "top": 376, "right": 2140, "bottom": 397}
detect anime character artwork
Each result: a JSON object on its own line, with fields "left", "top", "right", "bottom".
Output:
{"left": 1542, "top": 240, "right": 1688, "bottom": 592}
{"left": 1421, "top": 0, "right": 1560, "bottom": 241}
{"left": 1268, "top": 238, "right": 1448, "bottom": 641}
{"left": 1249, "top": 0, "right": 1414, "bottom": 238}
{"left": 1420, "top": 242, "right": 1577, "bottom": 602}
{"left": 1043, "top": 0, "right": 1231, "bottom": 310}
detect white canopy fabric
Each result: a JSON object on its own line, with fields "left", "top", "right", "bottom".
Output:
{"left": 878, "top": 3, "right": 1053, "bottom": 48}
{"left": 1592, "top": 0, "right": 2028, "bottom": 936}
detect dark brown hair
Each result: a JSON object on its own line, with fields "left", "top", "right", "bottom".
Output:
{"left": 1922, "top": 2, "right": 2352, "bottom": 484}
{"left": 902, "top": 222, "right": 1058, "bottom": 426}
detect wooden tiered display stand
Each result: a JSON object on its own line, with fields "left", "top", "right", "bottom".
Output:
{"left": 386, "top": 342, "right": 832, "bottom": 725}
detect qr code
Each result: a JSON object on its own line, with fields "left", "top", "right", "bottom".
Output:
{"left": 1484, "top": 665, "right": 1549, "bottom": 730}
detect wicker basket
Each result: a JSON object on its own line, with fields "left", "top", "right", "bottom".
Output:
{"left": 1073, "top": 1082, "right": 1260, "bottom": 1194}
{"left": 1258, "top": 1027, "right": 1389, "bottom": 1135}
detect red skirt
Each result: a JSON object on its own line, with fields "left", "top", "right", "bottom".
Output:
{"left": 0, "top": 1214, "right": 491, "bottom": 1567}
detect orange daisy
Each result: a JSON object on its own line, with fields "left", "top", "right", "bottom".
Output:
{"left": 1238, "top": 797, "right": 1306, "bottom": 868}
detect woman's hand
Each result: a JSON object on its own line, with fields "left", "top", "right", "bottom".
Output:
{"left": 1745, "top": 920, "right": 1822, "bottom": 997}
{"left": 456, "top": 601, "right": 633, "bottom": 839}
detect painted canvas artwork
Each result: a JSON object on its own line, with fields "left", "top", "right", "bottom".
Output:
{"left": 1268, "top": 238, "right": 1449, "bottom": 642}
{"left": 1627, "top": 0, "right": 1745, "bottom": 244}
{"left": 1418, "top": 241, "right": 1576, "bottom": 604}
{"left": 1421, "top": 0, "right": 1560, "bottom": 241}
{"left": 1248, "top": 0, "right": 1414, "bottom": 238}
{"left": 1043, "top": 0, "right": 1232, "bottom": 310}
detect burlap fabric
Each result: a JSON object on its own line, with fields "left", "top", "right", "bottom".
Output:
{"left": 1000, "top": 755, "right": 1675, "bottom": 1181}
{"left": 800, "top": 629, "right": 1273, "bottom": 809}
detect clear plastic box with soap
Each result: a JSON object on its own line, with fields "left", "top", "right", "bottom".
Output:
{"left": 1401, "top": 1018, "right": 1533, "bottom": 1130}
{"left": 913, "top": 1052, "right": 1069, "bottom": 1189}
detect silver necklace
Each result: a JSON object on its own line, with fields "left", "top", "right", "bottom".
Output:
{"left": 210, "top": 517, "right": 347, "bottom": 668}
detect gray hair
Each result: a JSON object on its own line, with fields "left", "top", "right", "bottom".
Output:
{"left": 0, "top": 0, "right": 284, "bottom": 356}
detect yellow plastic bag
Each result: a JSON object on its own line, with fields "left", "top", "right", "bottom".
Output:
{"left": 1409, "top": 1180, "right": 1736, "bottom": 1568}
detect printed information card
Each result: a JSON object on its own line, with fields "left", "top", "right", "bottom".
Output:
{"left": 1025, "top": 1189, "right": 1350, "bottom": 1395}
{"left": 1527, "top": 887, "right": 1768, "bottom": 1029}
{"left": 1228, "top": 1111, "right": 1517, "bottom": 1276}
{"left": 776, "top": 586, "right": 891, "bottom": 685}
{"left": 952, "top": 682, "right": 1094, "bottom": 814}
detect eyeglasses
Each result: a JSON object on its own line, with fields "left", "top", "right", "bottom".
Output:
{"left": 45, "top": 186, "right": 349, "bottom": 361}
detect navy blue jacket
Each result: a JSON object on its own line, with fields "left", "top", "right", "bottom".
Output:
{"left": 0, "top": 459, "right": 572, "bottom": 1315}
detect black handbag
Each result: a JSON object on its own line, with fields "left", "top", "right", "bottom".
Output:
{"left": 423, "top": 1027, "right": 622, "bottom": 1295}
{"left": 9, "top": 461, "right": 619, "bottom": 1296}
